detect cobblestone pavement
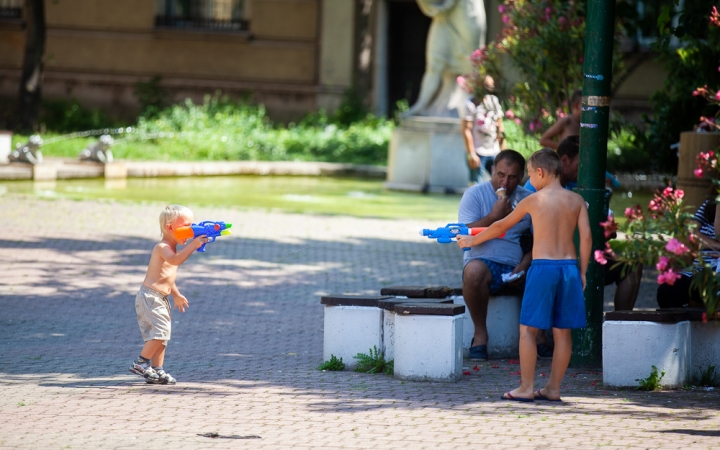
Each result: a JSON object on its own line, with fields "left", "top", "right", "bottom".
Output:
{"left": 1, "top": 194, "right": 718, "bottom": 450}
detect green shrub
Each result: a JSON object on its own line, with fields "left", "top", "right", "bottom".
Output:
{"left": 39, "top": 99, "right": 120, "bottom": 133}
{"left": 353, "top": 346, "right": 393, "bottom": 374}
{"left": 318, "top": 355, "right": 346, "bottom": 371}
{"left": 690, "top": 365, "right": 720, "bottom": 387}
{"left": 636, "top": 365, "right": 665, "bottom": 391}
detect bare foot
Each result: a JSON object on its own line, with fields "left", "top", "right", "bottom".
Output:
{"left": 534, "top": 388, "right": 561, "bottom": 402}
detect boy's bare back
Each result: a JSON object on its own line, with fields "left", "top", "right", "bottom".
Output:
{"left": 519, "top": 184, "right": 589, "bottom": 260}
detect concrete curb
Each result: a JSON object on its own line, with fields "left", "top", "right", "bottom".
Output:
{"left": 0, "top": 158, "right": 388, "bottom": 180}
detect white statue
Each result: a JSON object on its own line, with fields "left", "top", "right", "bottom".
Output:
{"left": 406, "top": 0, "right": 487, "bottom": 118}
{"left": 78, "top": 134, "right": 114, "bottom": 163}
{"left": 9, "top": 135, "right": 43, "bottom": 165}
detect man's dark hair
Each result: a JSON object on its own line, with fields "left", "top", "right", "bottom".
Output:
{"left": 493, "top": 149, "right": 526, "bottom": 174}
{"left": 528, "top": 148, "right": 561, "bottom": 176}
{"left": 557, "top": 135, "right": 579, "bottom": 160}
{"left": 571, "top": 89, "right": 582, "bottom": 106}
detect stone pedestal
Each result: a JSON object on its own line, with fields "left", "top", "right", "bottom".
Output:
{"left": 104, "top": 162, "right": 127, "bottom": 179}
{"left": 385, "top": 117, "right": 468, "bottom": 193}
{"left": 393, "top": 303, "right": 465, "bottom": 382}
{"left": 32, "top": 164, "right": 58, "bottom": 181}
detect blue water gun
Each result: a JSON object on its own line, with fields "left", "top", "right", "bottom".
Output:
{"left": 420, "top": 223, "right": 504, "bottom": 251}
{"left": 174, "top": 221, "right": 232, "bottom": 252}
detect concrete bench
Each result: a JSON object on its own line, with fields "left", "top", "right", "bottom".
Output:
{"left": 452, "top": 286, "right": 523, "bottom": 359}
{"left": 320, "top": 295, "right": 393, "bottom": 369}
{"left": 658, "top": 308, "right": 720, "bottom": 378}
{"left": 603, "top": 310, "right": 690, "bottom": 388}
{"left": 377, "top": 297, "right": 453, "bottom": 361}
{"left": 393, "top": 302, "right": 465, "bottom": 382}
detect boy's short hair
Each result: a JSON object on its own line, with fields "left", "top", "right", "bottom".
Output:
{"left": 159, "top": 205, "right": 192, "bottom": 236}
{"left": 557, "top": 135, "right": 580, "bottom": 160}
{"left": 571, "top": 89, "right": 582, "bottom": 106}
{"left": 494, "top": 149, "right": 526, "bottom": 174}
{"left": 528, "top": 148, "right": 561, "bottom": 177}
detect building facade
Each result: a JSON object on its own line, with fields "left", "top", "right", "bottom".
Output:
{"left": 0, "top": 0, "right": 666, "bottom": 123}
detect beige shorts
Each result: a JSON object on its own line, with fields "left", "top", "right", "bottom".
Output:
{"left": 135, "top": 285, "right": 171, "bottom": 345}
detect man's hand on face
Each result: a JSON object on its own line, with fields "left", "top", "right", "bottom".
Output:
{"left": 489, "top": 196, "right": 512, "bottom": 220}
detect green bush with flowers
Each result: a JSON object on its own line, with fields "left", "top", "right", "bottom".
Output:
{"left": 593, "top": 185, "right": 720, "bottom": 318}
{"left": 457, "top": 0, "right": 625, "bottom": 137}
{"left": 596, "top": 7, "right": 720, "bottom": 319}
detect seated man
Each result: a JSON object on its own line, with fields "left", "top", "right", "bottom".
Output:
{"left": 657, "top": 198, "right": 720, "bottom": 308}
{"left": 458, "top": 150, "right": 533, "bottom": 361}
{"left": 526, "top": 136, "right": 642, "bottom": 312}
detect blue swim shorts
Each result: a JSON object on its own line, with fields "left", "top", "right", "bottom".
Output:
{"left": 520, "top": 259, "right": 586, "bottom": 329}
{"left": 470, "top": 258, "right": 515, "bottom": 294}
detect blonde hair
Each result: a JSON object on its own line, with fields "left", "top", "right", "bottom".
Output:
{"left": 159, "top": 205, "right": 193, "bottom": 236}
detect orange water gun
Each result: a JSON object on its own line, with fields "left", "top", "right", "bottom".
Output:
{"left": 174, "top": 221, "right": 231, "bottom": 252}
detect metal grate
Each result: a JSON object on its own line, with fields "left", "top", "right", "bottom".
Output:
{"left": 155, "top": 0, "right": 248, "bottom": 31}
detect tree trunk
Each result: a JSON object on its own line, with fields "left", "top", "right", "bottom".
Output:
{"left": 353, "top": 0, "right": 375, "bottom": 104}
{"left": 17, "top": 0, "right": 46, "bottom": 132}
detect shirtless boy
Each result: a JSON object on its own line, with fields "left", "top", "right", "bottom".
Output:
{"left": 457, "top": 148, "right": 591, "bottom": 402}
{"left": 129, "top": 205, "right": 208, "bottom": 384}
{"left": 539, "top": 90, "right": 582, "bottom": 150}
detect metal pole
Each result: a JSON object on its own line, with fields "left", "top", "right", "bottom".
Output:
{"left": 572, "top": 0, "right": 616, "bottom": 368}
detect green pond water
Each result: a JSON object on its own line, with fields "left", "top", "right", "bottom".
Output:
{"left": 0, "top": 175, "right": 652, "bottom": 221}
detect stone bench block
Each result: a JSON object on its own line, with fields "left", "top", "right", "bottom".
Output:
{"left": 321, "top": 295, "right": 392, "bottom": 369}
{"left": 691, "top": 320, "right": 720, "bottom": 376}
{"left": 380, "top": 285, "right": 454, "bottom": 299}
{"left": 453, "top": 288, "right": 522, "bottom": 359}
{"left": 378, "top": 298, "right": 453, "bottom": 362}
{"left": 603, "top": 311, "right": 691, "bottom": 388}
{"left": 393, "top": 303, "right": 465, "bottom": 382}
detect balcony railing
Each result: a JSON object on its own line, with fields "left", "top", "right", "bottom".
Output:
{"left": 155, "top": 0, "right": 248, "bottom": 32}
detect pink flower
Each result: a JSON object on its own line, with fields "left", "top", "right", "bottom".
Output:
{"left": 666, "top": 238, "right": 689, "bottom": 255}
{"left": 662, "top": 186, "right": 674, "bottom": 197}
{"left": 498, "top": 5, "right": 506, "bottom": 13}
{"left": 694, "top": 168, "right": 703, "bottom": 178}
{"left": 657, "top": 269, "right": 681, "bottom": 286}
{"left": 702, "top": 312, "right": 708, "bottom": 323}
{"left": 676, "top": 189, "right": 684, "bottom": 199}
{"left": 477, "top": 119, "right": 485, "bottom": 126}
{"left": 600, "top": 219, "right": 618, "bottom": 239}
{"left": 715, "top": 91, "right": 720, "bottom": 101}
{"left": 456, "top": 75, "right": 465, "bottom": 86}
{"left": 558, "top": 16, "right": 567, "bottom": 26}
{"left": 656, "top": 256, "right": 669, "bottom": 272}
{"left": 505, "top": 110, "right": 515, "bottom": 119}
{"left": 514, "top": 118, "right": 522, "bottom": 125}
{"left": 594, "top": 250, "right": 607, "bottom": 265}
{"left": 624, "top": 205, "right": 643, "bottom": 222}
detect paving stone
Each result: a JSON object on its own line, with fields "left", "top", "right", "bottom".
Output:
{"left": 0, "top": 194, "right": 719, "bottom": 449}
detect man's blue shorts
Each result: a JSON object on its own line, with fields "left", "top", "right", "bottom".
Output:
{"left": 520, "top": 259, "right": 586, "bottom": 329}
{"left": 465, "top": 258, "right": 515, "bottom": 294}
